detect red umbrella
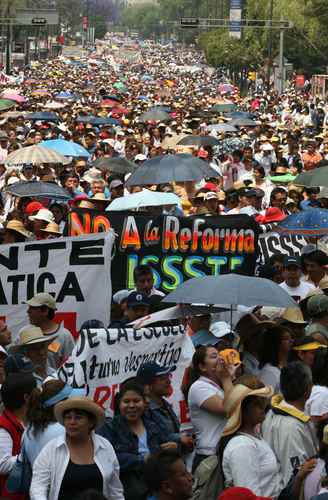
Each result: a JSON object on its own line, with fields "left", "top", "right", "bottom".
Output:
{"left": 111, "top": 107, "right": 130, "bottom": 115}
{"left": 100, "top": 99, "right": 118, "bottom": 108}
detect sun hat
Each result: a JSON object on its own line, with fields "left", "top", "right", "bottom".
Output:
{"left": 281, "top": 307, "right": 307, "bottom": 325}
{"left": 219, "top": 486, "right": 271, "bottom": 500}
{"left": 29, "top": 208, "right": 54, "bottom": 224}
{"left": 40, "top": 222, "right": 62, "bottom": 236}
{"left": 292, "top": 336, "right": 327, "bottom": 351}
{"left": 223, "top": 383, "right": 273, "bottom": 436}
{"left": 18, "top": 325, "right": 58, "bottom": 346}
{"left": 54, "top": 396, "right": 105, "bottom": 428}
{"left": 109, "top": 179, "right": 123, "bottom": 190}
{"left": 307, "top": 295, "right": 328, "bottom": 317}
{"left": 81, "top": 167, "right": 102, "bottom": 184}
{"left": 5, "top": 220, "right": 32, "bottom": 239}
{"left": 25, "top": 292, "right": 57, "bottom": 310}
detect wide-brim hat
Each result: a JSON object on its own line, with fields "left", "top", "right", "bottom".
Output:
{"left": 223, "top": 384, "right": 274, "bottom": 436}
{"left": 54, "top": 396, "right": 105, "bottom": 428}
{"left": 5, "top": 220, "right": 32, "bottom": 238}
{"left": 40, "top": 222, "right": 62, "bottom": 235}
{"left": 282, "top": 307, "right": 307, "bottom": 325}
{"left": 18, "top": 325, "right": 58, "bottom": 346}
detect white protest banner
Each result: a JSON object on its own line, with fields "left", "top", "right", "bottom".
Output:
{"left": 0, "top": 232, "right": 114, "bottom": 338}
{"left": 259, "top": 233, "right": 307, "bottom": 261}
{"left": 58, "top": 325, "right": 194, "bottom": 425}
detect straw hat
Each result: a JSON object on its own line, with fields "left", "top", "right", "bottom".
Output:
{"left": 5, "top": 220, "right": 32, "bottom": 238}
{"left": 40, "top": 222, "right": 62, "bottom": 236}
{"left": 88, "top": 192, "right": 110, "bottom": 207}
{"left": 18, "top": 325, "right": 58, "bottom": 346}
{"left": 223, "top": 384, "right": 273, "bottom": 436}
{"left": 54, "top": 396, "right": 105, "bottom": 428}
{"left": 79, "top": 200, "right": 95, "bottom": 209}
{"left": 281, "top": 307, "right": 307, "bottom": 325}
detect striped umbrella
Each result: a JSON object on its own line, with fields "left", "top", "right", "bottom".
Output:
{"left": 5, "top": 145, "right": 69, "bottom": 166}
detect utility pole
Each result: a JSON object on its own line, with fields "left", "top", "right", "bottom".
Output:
{"left": 278, "top": 25, "right": 284, "bottom": 94}
{"left": 5, "top": 2, "right": 12, "bottom": 74}
{"left": 267, "top": 0, "right": 274, "bottom": 84}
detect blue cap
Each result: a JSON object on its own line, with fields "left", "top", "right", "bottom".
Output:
{"left": 137, "top": 361, "right": 176, "bottom": 384}
{"left": 284, "top": 256, "right": 301, "bottom": 267}
{"left": 127, "top": 291, "right": 151, "bottom": 308}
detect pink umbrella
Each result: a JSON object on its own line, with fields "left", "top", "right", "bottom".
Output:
{"left": 1, "top": 92, "right": 26, "bottom": 103}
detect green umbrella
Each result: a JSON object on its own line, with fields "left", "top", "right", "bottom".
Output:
{"left": 294, "top": 167, "right": 328, "bottom": 188}
{"left": 113, "top": 82, "right": 128, "bottom": 93}
{"left": 210, "top": 103, "right": 236, "bottom": 113}
{"left": 0, "top": 99, "right": 16, "bottom": 111}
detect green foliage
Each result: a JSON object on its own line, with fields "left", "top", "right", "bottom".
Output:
{"left": 121, "top": 3, "right": 164, "bottom": 38}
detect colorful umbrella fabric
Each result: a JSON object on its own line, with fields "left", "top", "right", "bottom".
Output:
{"left": 276, "top": 208, "right": 328, "bottom": 236}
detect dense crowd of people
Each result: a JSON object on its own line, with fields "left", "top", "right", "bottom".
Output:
{"left": 1, "top": 33, "right": 328, "bottom": 500}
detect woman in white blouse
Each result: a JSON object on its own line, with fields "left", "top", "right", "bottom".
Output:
{"left": 184, "top": 345, "right": 233, "bottom": 472}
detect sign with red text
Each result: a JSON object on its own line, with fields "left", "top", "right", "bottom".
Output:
{"left": 58, "top": 325, "right": 194, "bottom": 424}
{"left": 66, "top": 210, "right": 259, "bottom": 293}
{"left": 0, "top": 232, "right": 114, "bottom": 338}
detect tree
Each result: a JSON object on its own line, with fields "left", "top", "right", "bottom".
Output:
{"left": 121, "top": 3, "right": 164, "bottom": 38}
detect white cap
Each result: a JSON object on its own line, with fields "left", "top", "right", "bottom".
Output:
{"left": 261, "top": 143, "right": 274, "bottom": 151}
{"left": 204, "top": 192, "right": 218, "bottom": 201}
{"left": 209, "top": 321, "right": 234, "bottom": 338}
{"left": 135, "top": 154, "right": 147, "bottom": 162}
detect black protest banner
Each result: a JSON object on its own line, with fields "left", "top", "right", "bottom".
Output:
{"left": 67, "top": 209, "right": 259, "bottom": 293}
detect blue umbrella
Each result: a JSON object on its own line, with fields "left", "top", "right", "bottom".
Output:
{"left": 276, "top": 208, "right": 328, "bottom": 236}
{"left": 55, "top": 91, "right": 78, "bottom": 100}
{"left": 41, "top": 139, "right": 90, "bottom": 158}
{"left": 75, "top": 116, "right": 120, "bottom": 126}
{"left": 137, "top": 96, "right": 149, "bottom": 100}
{"left": 141, "top": 74, "right": 153, "bottom": 81}
{"left": 26, "top": 112, "right": 60, "bottom": 122}
{"left": 102, "top": 94, "right": 121, "bottom": 102}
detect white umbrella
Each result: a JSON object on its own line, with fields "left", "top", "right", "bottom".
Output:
{"left": 41, "top": 101, "right": 67, "bottom": 110}
{"left": 106, "top": 189, "right": 180, "bottom": 211}
{"left": 5, "top": 145, "right": 70, "bottom": 165}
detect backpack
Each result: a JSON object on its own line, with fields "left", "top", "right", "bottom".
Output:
{"left": 192, "top": 455, "right": 224, "bottom": 500}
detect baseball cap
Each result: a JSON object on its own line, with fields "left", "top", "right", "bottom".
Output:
{"left": 284, "top": 256, "right": 301, "bottom": 268}
{"left": 137, "top": 361, "right": 176, "bottom": 384}
{"left": 109, "top": 179, "right": 123, "bottom": 190}
{"left": 113, "top": 289, "right": 130, "bottom": 304}
{"left": 219, "top": 486, "right": 271, "bottom": 500}
{"left": 307, "top": 295, "right": 328, "bottom": 317}
{"left": 4, "top": 353, "right": 34, "bottom": 376}
{"left": 127, "top": 291, "right": 151, "bottom": 308}
{"left": 25, "top": 292, "right": 57, "bottom": 310}
{"left": 243, "top": 189, "right": 257, "bottom": 198}
{"left": 204, "top": 192, "right": 218, "bottom": 201}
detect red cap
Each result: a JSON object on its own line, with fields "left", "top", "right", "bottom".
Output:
{"left": 24, "top": 201, "right": 44, "bottom": 215}
{"left": 68, "top": 193, "right": 88, "bottom": 207}
{"left": 219, "top": 487, "right": 271, "bottom": 500}
{"left": 203, "top": 182, "right": 218, "bottom": 192}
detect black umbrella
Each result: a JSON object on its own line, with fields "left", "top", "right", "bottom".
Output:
{"left": 4, "top": 181, "right": 72, "bottom": 201}
{"left": 26, "top": 112, "right": 60, "bottom": 122}
{"left": 177, "top": 135, "right": 220, "bottom": 147}
{"left": 93, "top": 157, "right": 137, "bottom": 174}
{"left": 230, "top": 118, "right": 257, "bottom": 127}
{"left": 75, "top": 116, "right": 120, "bottom": 126}
{"left": 125, "top": 154, "right": 220, "bottom": 186}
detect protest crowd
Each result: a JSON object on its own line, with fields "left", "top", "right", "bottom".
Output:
{"left": 2, "top": 32, "right": 328, "bottom": 500}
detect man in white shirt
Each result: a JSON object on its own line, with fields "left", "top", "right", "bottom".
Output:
{"left": 280, "top": 256, "right": 315, "bottom": 303}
